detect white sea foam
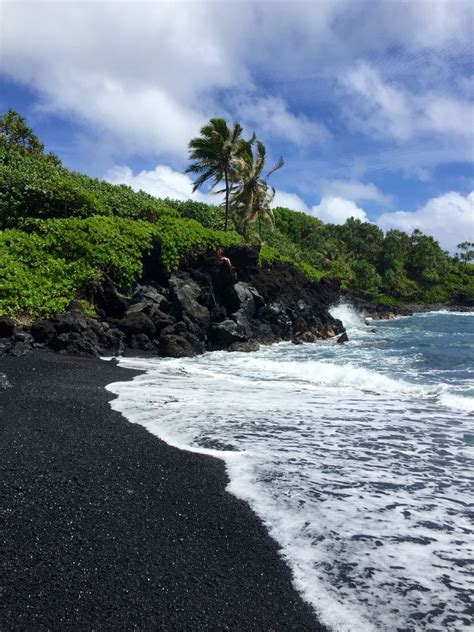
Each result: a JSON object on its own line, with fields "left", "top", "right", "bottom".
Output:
{"left": 105, "top": 308, "right": 474, "bottom": 632}
{"left": 416, "top": 309, "right": 474, "bottom": 317}
{"left": 330, "top": 303, "right": 368, "bottom": 333}
{"left": 439, "top": 391, "right": 474, "bottom": 412}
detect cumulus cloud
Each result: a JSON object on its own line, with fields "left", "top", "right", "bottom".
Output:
{"left": 271, "top": 190, "right": 309, "bottom": 213}
{"left": 310, "top": 196, "right": 368, "bottom": 224}
{"left": 318, "top": 179, "right": 392, "bottom": 205}
{"left": 378, "top": 191, "right": 474, "bottom": 253}
{"left": 105, "top": 164, "right": 217, "bottom": 204}
{"left": 1, "top": 0, "right": 472, "bottom": 166}
{"left": 0, "top": 1, "right": 339, "bottom": 158}
{"left": 235, "top": 96, "right": 329, "bottom": 146}
{"left": 342, "top": 62, "right": 474, "bottom": 143}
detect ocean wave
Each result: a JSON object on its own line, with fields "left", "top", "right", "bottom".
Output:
{"left": 329, "top": 303, "right": 368, "bottom": 331}
{"left": 439, "top": 391, "right": 474, "bottom": 412}
{"left": 237, "top": 356, "right": 434, "bottom": 397}
{"left": 415, "top": 309, "right": 474, "bottom": 317}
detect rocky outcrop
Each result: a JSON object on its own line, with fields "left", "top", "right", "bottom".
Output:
{"left": 0, "top": 247, "right": 345, "bottom": 358}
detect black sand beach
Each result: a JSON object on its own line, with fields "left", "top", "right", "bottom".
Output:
{"left": 0, "top": 351, "right": 325, "bottom": 631}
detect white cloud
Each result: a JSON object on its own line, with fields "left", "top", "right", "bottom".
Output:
{"left": 310, "top": 196, "right": 368, "bottom": 224}
{"left": 235, "top": 96, "right": 329, "bottom": 146}
{"left": 0, "top": 1, "right": 339, "bottom": 158}
{"left": 105, "top": 164, "right": 217, "bottom": 204}
{"left": 271, "top": 190, "right": 309, "bottom": 213}
{"left": 342, "top": 62, "right": 474, "bottom": 143}
{"left": 318, "top": 179, "right": 392, "bottom": 205}
{"left": 378, "top": 191, "right": 474, "bottom": 253}
{"left": 2, "top": 0, "right": 472, "bottom": 163}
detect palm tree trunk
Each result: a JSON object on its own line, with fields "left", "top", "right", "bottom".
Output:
{"left": 224, "top": 168, "right": 229, "bottom": 231}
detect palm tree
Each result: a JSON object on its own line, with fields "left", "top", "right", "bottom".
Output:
{"left": 231, "top": 140, "right": 283, "bottom": 240}
{"left": 186, "top": 118, "right": 247, "bottom": 231}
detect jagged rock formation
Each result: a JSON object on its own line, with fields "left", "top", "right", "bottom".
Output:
{"left": 0, "top": 247, "right": 344, "bottom": 357}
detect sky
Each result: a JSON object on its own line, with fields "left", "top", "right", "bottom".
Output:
{"left": 0, "top": 0, "right": 473, "bottom": 252}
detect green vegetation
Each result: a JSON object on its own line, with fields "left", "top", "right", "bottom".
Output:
{"left": 231, "top": 140, "right": 283, "bottom": 239}
{"left": 0, "top": 110, "right": 472, "bottom": 319}
{"left": 186, "top": 118, "right": 249, "bottom": 231}
{"left": 186, "top": 117, "right": 282, "bottom": 238}
{"left": 0, "top": 112, "right": 242, "bottom": 318}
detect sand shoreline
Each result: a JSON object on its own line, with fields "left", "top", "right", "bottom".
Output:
{"left": 0, "top": 350, "right": 325, "bottom": 631}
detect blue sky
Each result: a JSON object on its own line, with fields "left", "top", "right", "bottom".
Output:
{"left": 0, "top": 0, "right": 473, "bottom": 251}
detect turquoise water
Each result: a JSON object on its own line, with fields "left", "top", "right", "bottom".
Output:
{"left": 107, "top": 307, "right": 473, "bottom": 631}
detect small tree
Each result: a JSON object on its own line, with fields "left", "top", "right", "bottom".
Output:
{"left": 0, "top": 109, "right": 44, "bottom": 154}
{"left": 231, "top": 140, "right": 283, "bottom": 239}
{"left": 186, "top": 118, "right": 248, "bottom": 231}
{"left": 456, "top": 241, "right": 474, "bottom": 264}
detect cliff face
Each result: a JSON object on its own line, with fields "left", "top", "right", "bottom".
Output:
{"left": 0, "top": 246, "right": 344, "bottom": 358}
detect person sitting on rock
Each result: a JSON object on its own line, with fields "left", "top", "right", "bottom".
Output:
{"left": 215, "top": 247, "right": 234, "bottom": 270}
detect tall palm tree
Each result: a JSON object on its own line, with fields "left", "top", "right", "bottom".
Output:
{"left": 231, "top": 140, "right": 283, "bottom": 239}
{"left": 186, "top": 118, "right": 246, "bottom": 231}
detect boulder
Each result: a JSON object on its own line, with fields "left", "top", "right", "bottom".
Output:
{"left": 55, "top": 311, "right": 89, "bottom": 335}
{"left": 160, "top": 334, "right": 197, "bottom": 358}
{"left": 126, "top": 302, "right": 149, "bottom": 315}
{"left": 227, "top": 282, "right": 255, "bottom": 315}
{"left": 95, "top": 278, "right": 128, "bottom": 318}
{"left": 100, "top": 328, "right": 126, "bottom": 355}
{"left": 228, "top": 340, "right": 260, "bottom": 353}
{"left": 292, "top": 331, "right": 317, "bottom": 344}
{"left": 146, "top": 305, "right": 175, "bottom": 332}
{"left": 224, "top": 282, "right": 265, "bottom": 318}
{"left": 130, "top": 333, "right": 155, "bottom": 351}
{"left": 31, "top": 319, "right": 56, "bottom": 343}
{"left": 14, "top": 331, "right": 34, "bottom": 345}
{"left": 132, "top": 285, "right": 171, "bottom": 312}
{"left": 261, "top": 302, "right": 293, "bottom": 338}
{"left": 50, "top": 332, "right": 100, "bottom": 357}
{"left": 0, "top": 316, "right": 15, "bottom": 338}
{"left": 337, "top": 332, "right": 349, "bottom": 344}
{"left": 115, "top": 312, "right": 156, "bottom": 339}
{"left": 211, "top": 319, "right": 249, "bottom": 348}
{"left": 169, "top": 274, "right": 211, "bottom": 332}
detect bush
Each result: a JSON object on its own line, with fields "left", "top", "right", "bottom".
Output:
{"left": 0, "top": 230, "right": 93, "bottom": 317}
{"left": 0, "top": 146, "right": 177, "bottom": 229}
{"left": 162, "top": 198, "right": 225, "bottom": 230}
{"left": 258, "top": 244, "right": 324, "bottom": 282}
{"left": 157, "top": 216, "right": 242, "bottom": 273}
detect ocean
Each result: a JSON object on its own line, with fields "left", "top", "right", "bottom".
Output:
{"left": 106, "top": 306, "right": 473, "bottom": 631}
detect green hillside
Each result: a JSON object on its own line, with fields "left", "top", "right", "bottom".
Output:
{"left": 0, "top": 111, "right": 472, "bottom": 319}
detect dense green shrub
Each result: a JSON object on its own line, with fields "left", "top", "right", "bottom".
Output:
{"left": 0, "top": 229, "right": 93, "bottom": 317}
{"left": 258, "top": 244, "right": 324, "bottom": 282}
{"left": 157, "top": 216, "right": 242, "bottom": 273}
{"left": 0, "top": 212, "right": 243, "bottom": 317}
{"left": 0, "top": 146, "right": 177, "bottom": 229}
{"left": 22, "top": 216, "right": 160, "bottom": 285}
{"left": 162, "top": 198, "right": 226, "bottom": 230}
{"left": 1, "top": 115, "right": 472, "bottom": 316}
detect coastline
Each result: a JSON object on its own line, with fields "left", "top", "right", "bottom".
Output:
{"left": 0, "top": 350, "right": 325, "bottom": 631}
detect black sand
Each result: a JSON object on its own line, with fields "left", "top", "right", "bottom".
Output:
{"left": 0, "top": 351, "right": 326, "bottom": 631}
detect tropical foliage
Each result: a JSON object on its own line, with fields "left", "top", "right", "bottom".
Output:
{"left": 186, "top": 118, "right": 249, "bottom": 231}
{"left": 0, "top": 110, "right": 472, "bottom": 318}
{"left": 186, "top": 117, "right": 283, "bottom": 238}
{"left": 230, "top": 140, "right": 283, "bottom": 238}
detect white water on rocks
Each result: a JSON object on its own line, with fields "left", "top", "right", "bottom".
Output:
{"left": 106, "top": 306, "right": 474, "bottom": 631}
